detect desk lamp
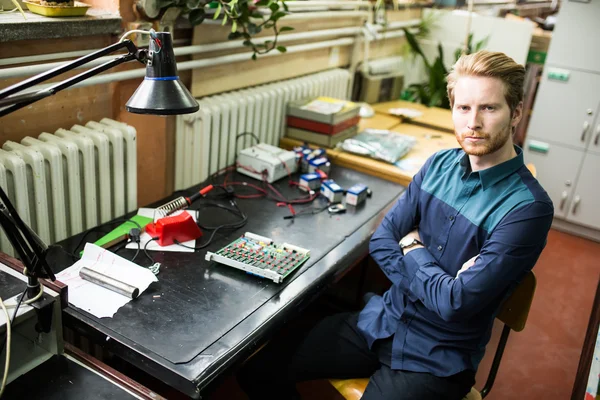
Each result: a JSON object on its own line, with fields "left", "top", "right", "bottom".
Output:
{"left": 0, "top": 29, "right": 200, "bottom": 300}
{"left": 0, "top": 29, "right": 199, "bottom": 117}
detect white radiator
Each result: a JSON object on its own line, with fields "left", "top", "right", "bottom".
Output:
{"left": 0, "top": 119, "right": 137, "bottom": 256}
{"left": 174, "top": 68, "right": 351, "bottom": 190}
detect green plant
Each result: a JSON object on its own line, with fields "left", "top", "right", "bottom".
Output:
{"left": 157, "top": 0, "right": 294, "bottom": 60}
{"left": 401, "top": 29, "right": 488, "bottom": 109}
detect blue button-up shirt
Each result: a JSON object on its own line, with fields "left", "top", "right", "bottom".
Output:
{"left": 358, "top": 146, "right": 553, "bottom": 376}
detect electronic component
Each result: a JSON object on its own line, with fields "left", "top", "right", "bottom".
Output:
{"left": 145, "top": 212, "right": 203, "bottom": 246}
{"left": 328, "top": 203, "right": 346, "bottom": 214}
{"left": 346, "top": 183, "right": 368, "bottom": 206}
{"left": 298, "top": 173, "right": 321, "bottom": 192}
{"left": 237, "top": 143, "right": 298, "bottom": 183}
{"left": 300, "top": 147, "right": 326, "bottom": 173}
{"left": 308, "top": 157, "right": 331, "bottom": 174}
{"left": 205, "top": 232, "right": 310, "bottom": 283}
{"left": 320, "top": 179, "right": 343, "bottom": 203}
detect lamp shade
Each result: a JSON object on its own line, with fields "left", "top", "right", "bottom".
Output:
{"left": 126, "top": 32, "right": 199, "bottom": 115}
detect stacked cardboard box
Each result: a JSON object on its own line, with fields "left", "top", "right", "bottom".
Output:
{"left": 285, "top": 96, "right": 360, "bottom": 148}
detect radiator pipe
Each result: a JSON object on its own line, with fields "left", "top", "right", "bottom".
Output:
{"left": 1, "top": 29, "right": 415, "bottom": 94}
{"left": 0, "top": 18, "right": 420, "bottom": 76}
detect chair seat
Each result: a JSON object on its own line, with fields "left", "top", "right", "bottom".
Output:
{"left": 329, "top": 379, "right": 481, "bottom": 400}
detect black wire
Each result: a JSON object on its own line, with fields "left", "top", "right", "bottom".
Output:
{"left": 236, "top": 132, "right": 260, "bottom": 146}
{"left": 174, "top": 199, "right": 247, "bottom": 251}
{"left": 130, "top": 241, "right": 140, "bottom": 263}
{"left": 143, "top": 237, "right": 158, "bottom": 264}
{"left": 71, "top": 218, "right": 142, "bottom": 259}
{"left": 0, "top": 287, "right": 27, "bottom": 356}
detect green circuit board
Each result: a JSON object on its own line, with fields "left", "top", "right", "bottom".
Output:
{"left": 205, "top": 232, "right": 311, "bottom": 283}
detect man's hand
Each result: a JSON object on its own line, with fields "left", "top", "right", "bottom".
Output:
{"left": 400, "top": 229, "right": 424, "bottom": 255}
{"left": 456, "top": 254, "right": 479, "bottom": 277}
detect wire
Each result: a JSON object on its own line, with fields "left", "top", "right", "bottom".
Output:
{"left": 72, "top": 218, "right": 142, "bottom": 259}
{"left": 236, "top": 132, "right": 260, "bottom": 147}
{"left": 119, "top": 29, "right": 151, "bottom": 43}
{"left": 130, "top": 241, "right": 141, "bottom": 263}
{"left": 0, "top": 296, "right": 11, "bottom": 398}
{"left": 174, "top": 199, "right": 247, "bottom": 251}
{"left": 143, "top": 237, "right": 158, "bottom": 265}
{"left": 6, "top": 284, "right": 43, "bottom": 308}
{"left": 0, "top": 287, "right": 24, "bottom": 372}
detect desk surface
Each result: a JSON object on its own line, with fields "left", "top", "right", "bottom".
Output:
{"left": 280, "top": 123, "right": 458, "bottom": 187}
{"left": 372, "top": 100, "right": 454, "bottom": 133}
{"left": 53, "top": 167, "right": 404, "bottom": 398}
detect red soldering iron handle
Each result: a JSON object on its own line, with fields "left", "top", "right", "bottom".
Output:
{"left": 186, "top": 184, "right": 214, "bottom": 204}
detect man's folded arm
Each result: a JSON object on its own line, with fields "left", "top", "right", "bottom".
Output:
{"left": 398, "top": 201, "right": 553, "bottom": 322}
{"left": 369, "top": 156, "right": 434, "bottom": 285}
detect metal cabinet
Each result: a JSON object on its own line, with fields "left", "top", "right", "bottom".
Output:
{"left": 523, "top": 144, "right": 584, "bottom": 219}
{"left": 565, "top": 153, "right": 600, "bottom": 230}
{"left": 527, "top": 69, "right": 600, "bottom": 151}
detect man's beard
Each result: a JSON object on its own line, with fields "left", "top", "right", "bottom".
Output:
{"left": 455, "top": 124, "right": 512, "bottom": 157}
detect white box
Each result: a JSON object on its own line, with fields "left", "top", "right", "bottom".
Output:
{"left": 237, "top": 143, "right": 298, "bottom": 183}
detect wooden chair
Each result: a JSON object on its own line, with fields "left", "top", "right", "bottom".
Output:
{"left": 329, "top": 271, "right": 537, "bottom": 400}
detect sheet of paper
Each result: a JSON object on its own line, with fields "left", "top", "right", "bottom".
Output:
{"left": 125, "top": 208, "right": 197, "bottom": 253}
{"left": 56, "top": 243, "right": 158, "bottom": 318}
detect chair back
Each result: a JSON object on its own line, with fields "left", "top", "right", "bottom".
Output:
{"left": 496, "top": 271, "right": 536, "bottom": 332}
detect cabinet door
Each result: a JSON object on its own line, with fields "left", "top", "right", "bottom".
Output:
{"left": 566, "top": 152, "right": 600, "bottom": 230}
{"left": 527, "top": 69, "right": 600, "bottom": 150}
{"left": 546, "top": 0, "right": 600, "bottom": 72}
{"left": 523, "top": 140, "right": 584, "bottom": 219}
{"left": 587, "top": 105, "right": 600, "bottom": 155}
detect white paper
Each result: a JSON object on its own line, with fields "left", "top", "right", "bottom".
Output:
{"left": 388, "top": 108, "right": 424, "bottom": 119}
{"left": 125, "top": 208, "right": 198, "bottom": 253}
{"left": 56, "top": 243, "right": 158, "bottom": 318}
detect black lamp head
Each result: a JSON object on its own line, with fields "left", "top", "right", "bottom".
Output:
{"left": 126, "top": 31, "right": 199, "bottom": 115}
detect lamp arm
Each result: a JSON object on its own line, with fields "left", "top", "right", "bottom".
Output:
{"left": 0, "top": 186, "right": 55, "bottom": 298}
{"left": 0, "top": 40, "right": 147, "bottom": 117}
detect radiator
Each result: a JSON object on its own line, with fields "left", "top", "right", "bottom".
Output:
{"left": 0, "top": 119, "right": 137, "bottom": 256}
{"left": 174, "top": 68, "right": 352, "bottom": 190}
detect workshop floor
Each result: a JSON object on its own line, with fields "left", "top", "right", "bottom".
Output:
{"left": 192, "top": 228, "right": 600, "bottom": 400}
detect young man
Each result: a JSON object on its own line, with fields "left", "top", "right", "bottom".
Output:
{"left": 238, "top": 51, "right": 554, "bottom": 400}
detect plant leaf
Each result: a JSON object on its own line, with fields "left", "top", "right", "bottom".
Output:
{"left": 189, "top": 8, "right": 205, "bottom": 25}
{"left": 213, "top": 3, "right": 221, "bottom": 19}
{"left": 243, "top": 40, "right": 253, "bottom": 46}
{"left": 271, "top": 11, "right": 286, "bottom": 21}
{"left": 221, "top": 14, "right": 228, "bottom": 25}
{"left": 281, "top": 1, "right": 288, "bottom": 11}
{"left": 269, "top": 2, "right": 279, "bottom": 12}
{"left": 403, "top": 28, "right": 430, "bottom": 71}
{"left": 279, "top": 26, "right": 294, "bottom": 32}
{"left": 231, "top": 21, "right": 237, "bottom": 32}
{"left": 252, "top": 53, "right": 257, "bottom": 60}
{"left": 247, "top": 22, "right": 261, "bottom": 35}
{"left": 276, "top": 45, "right": 286, "bottom": 53}
{"left": 255, "top": 0, "right": 269, "bottom": 5}
{"left": 228, "top": 31, "right": 243, "bottom": 40}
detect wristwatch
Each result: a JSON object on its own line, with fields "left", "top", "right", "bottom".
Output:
{"left": 399, "top": 236, "right": 424, "bottom": 252}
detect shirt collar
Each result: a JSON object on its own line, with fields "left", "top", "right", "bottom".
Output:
{"left": 455, "top": 145, "right": 524, "bottom": 190}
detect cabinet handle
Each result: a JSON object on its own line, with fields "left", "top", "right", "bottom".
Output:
{"left": 560, "top": 190, "right": 568, "bottom": 210}
{"left": 581, "top": 121, "right": 590, "bottom": 142}
{"left": 571, "top": 195, "right": 581, "bottom": 214}
{"left": 594, "top": 124, "right": 600, "bottom": 146}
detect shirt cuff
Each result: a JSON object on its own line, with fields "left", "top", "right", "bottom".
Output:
{"left": 403, "top": 247, "right": 438, "bottom": 282}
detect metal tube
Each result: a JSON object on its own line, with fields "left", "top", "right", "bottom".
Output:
{"left": 79, "top": 267, "right": 139, "bottom": 299}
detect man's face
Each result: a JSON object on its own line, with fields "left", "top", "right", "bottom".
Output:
{"left": 452, "top": 76, "right": 520, "bottom": 157}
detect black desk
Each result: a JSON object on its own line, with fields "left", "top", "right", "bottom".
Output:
{"left": 54, "top": 166, "right": 404, "bottom": 398}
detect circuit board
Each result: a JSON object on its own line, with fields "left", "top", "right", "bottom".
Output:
{"left": 205, "top": 232, "right": 310, "bottom": 283}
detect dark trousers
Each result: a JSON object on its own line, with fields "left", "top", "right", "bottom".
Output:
{"left": 237, "top": 312, "right": 475, "bottom": 400}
